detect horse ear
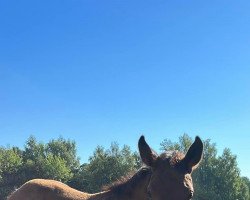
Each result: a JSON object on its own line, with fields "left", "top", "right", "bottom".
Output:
{"left": 182, "top": 136, "right": 203, "bottom": 173}
{"left": 138, "top": 136, "right": 158, "bottom": 167}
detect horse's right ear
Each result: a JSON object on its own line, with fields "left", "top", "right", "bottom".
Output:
{"left": 138, "top": 136, "right": 158, "bottom": 167}
{"left": 181, "top": 136, "right": 203, "bottom": 173}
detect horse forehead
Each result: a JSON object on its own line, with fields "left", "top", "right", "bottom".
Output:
{"left": 159, "top": 151, "right": 185, "bottom": 166}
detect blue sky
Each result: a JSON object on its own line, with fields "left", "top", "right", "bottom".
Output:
{"left": 0, "top": 0, "right": 250, "bottom": 178}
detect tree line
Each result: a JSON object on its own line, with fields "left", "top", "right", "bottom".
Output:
{"left": 0, "top": 134, "right": 249, "bottom": 200}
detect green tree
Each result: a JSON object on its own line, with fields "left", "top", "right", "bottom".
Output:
{"left": 242, "top": 177, "right": 250, "bottom": 200}
{"left": 21, "top": 136, "right": 46, "bottom": 180}
{"left": 0, "top": 136, "right": 80, "bottom": 199}
{"left": 46, "top": 137, "right": 80, "bottom": 170}
{"left": 70, "top": 143, "right": 140, "bottom": 193}
{"left": 160, "top": 133, "right": 193, "bottom": 152}
{"left": 214, "top": 149, "right": 249, "bottom": 200}
{"left": 41, "top": 154, "right": 73, "bottom": 182}
{"left": 21, "top": 136, "right": 78, "bottom": 181}
{"left": 0, "top": 147, "right": 23, "bottom": 199}
{"left": 243, "top": 177, "right": 250, "bottom": 189}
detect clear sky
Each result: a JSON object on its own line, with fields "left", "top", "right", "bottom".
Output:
{"left": 0, "top": 1, "right": 250, "bottom": 178}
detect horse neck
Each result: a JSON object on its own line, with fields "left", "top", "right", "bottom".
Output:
{"left": 129, "top": 172, "right": 151, "bottom": 200}
{"left": 88, "top": 168, "right": 151, "bottom": 200}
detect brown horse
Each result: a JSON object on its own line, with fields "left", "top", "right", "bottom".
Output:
{"left": 7, "top": 136, "right": 203, "bottom": 200}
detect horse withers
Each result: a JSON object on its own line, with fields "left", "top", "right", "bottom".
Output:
{"left": 8, "top": 136, "right": 203, "bottom": 200}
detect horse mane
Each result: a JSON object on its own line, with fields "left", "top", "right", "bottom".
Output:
{"left": 102, "top": 151, "right": 184, "bottom": 196}
{"left": 102, "top": 167, "right": 152, "bottom": 196}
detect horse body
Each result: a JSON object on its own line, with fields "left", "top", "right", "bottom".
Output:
{"left": 7, "top": 136, "right": 203, "bottom": 200}
{"left": 7, "top": 168, "right": 151, "bottom": 200}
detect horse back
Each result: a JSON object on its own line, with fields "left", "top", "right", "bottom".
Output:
{"left": 7, "top": 179, "right": 91, "bottom": 200}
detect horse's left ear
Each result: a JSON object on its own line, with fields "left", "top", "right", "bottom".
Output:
{"left": 182, "top": 136, "right": 203, "bottom": 173}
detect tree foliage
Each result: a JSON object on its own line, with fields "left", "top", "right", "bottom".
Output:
{"left": 0, "top": 136, "right": 78, "bottom": 199}
{"left": 0, "top": 147, "right": 23, "bottom": 198}
{"left": 69, "top": 142, "right": 140, "bottom": 193}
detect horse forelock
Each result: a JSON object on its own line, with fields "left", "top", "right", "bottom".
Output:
{"left": 160, "top": 151, "right": 185, "bottom": 166}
